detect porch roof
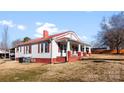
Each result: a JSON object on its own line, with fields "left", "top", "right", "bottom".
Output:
{"left": 55, "top": 37, "right": 90, "bottom": 46}
{"left": 16, "top": 31, "right": 90, "bottom": 47}
{"left": 17, "top": 31, "right": 73, "bottom": 46}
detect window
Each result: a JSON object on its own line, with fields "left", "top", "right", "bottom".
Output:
{"left": 86, "top": 47, "right": 89, "bottom": 53}
{"left": 29, "top": 45, "right": 32, "bottom": 53}
{"left": 24, "top": 46, "right": 25, "bottom": 54}
{"left": 17, "top": 47, "right": 19, "bottom": 52}
{"left": 41, "top": 43, "right": 43, "bottom": 53}
{"left": 20, "top": 46, "right": 21, "bottom": 52}
{"left": 26, "top": 46, "right": 28, "bottom": 54}
{"left": 63, "top": 44, "right": 67, "bottom": 53}
{"left": 38, "top": 43, "right": 40, "bottom": 53}
{"left": 24, "top": 45, "right": 30, "bottom": 54}
{"left": 45, "top": 42, "right": 49, "bottom": 53}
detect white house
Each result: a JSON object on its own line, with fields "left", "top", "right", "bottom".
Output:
{"left": 15, "top": 30, "right": 91, "bottom": 63}
{"left": 0, "top": 48, "right": 9, "bottom": 58}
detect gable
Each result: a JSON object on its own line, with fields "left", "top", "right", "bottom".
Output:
{"left": 53, "top": 31, "right": 81, "bottom": 41}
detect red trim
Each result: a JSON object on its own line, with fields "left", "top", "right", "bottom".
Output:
{"left": 54, "top": 33, "right": 70, "bottom": 40}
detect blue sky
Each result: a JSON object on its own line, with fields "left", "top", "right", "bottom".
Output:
{"left": 0, "top": 11, "right": 119, "bottom": 46}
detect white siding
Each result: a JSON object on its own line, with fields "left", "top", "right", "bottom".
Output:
{"left": 50, "top": 40, "right": 59, "bottom": 58}
{"left": 15, "top": 41, "right": 57, "bottom": 58}
{"left": 31, "top": 44, "right": 51, "bottom": 58}
{"left": 15, "top": 46, "right": 32, "bottom": 58}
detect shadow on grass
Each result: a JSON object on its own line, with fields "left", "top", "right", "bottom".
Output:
{"left": 0, "top": 68, "right": 48, "bottom": 82}
{"left": 93, "top": 60, "right": 108, "bottom": 63}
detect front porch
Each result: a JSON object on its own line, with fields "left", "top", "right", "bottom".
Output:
{"left": 56, "top": 38, "right": 91, "bottom": 62}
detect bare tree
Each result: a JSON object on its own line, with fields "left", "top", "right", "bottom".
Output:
{"left": 11, "top": 39, "right": 22, "bottom": 48}
{"left": 1, "top": 25, "right": 9, "bottom": 58}
{"left": 11, "top": 37, "right": 31, "bottom": 48}
{"left": 97, "top": 12, "right": 124, "bottom": 54}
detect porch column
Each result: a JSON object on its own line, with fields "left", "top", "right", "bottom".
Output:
{"left": 66, "top": 41, "right": 71, "bottom": 62}
{"left": 83, "top": 45, "right": 87, "bottom": 56}
{"left": 88, "top": 46, "right": 91, "bottom": 56}
{"left": 67, "top": 41, "right": 70, "bottom": 51}
{"left": 78, "top": 44, "right": 81, "bottom": 52}
{"left": 50, "top": 39, "right": 56, "bottom": 64}
{"left": 78, "top": 44, "right": 81, "bottom": 59}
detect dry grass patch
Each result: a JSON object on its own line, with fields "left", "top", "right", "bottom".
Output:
{"left": 0, "top": 54, "right": 124, "bottom": 82}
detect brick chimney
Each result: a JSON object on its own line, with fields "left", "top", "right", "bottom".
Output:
{"left": 43, "top": 30, "right": 49, "bottom": 38}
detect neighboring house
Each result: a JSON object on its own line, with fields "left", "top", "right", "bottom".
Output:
{"left": 15, "top": 30, "right": 91, "bottom": 63}
{"left": 0, "top": 49, "right": 9, "bottom": 58}
{"left": 9, "top": 47, "right": 15, "bottom": 60}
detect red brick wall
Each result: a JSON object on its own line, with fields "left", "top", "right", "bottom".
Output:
{"left": 68, "top": 56, "right": 79, "bottom": 62}
{"left": 32, "top": 57, "right": 66, "bottom": 64}
{"left": 56, "top": 57, "right": 66, "bottom": 63}
{"left": 32, "top": 58, "right": 51, "bottom": 64}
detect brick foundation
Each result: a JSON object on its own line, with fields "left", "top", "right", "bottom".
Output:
{"left": 88, "top": 53, "right": 91, "bottom": 56}
{"left": 56, "top": 57, "right": 66, "bottom": 63}
{"left": 67, "top": 51, "right": 71, "bottom": 62}
{"left": 68, "top": 56, "right": 79, "bottom": 62}
{"left": 78, "top": 52, "right": 81, "bottom": 59}
{"left": 83, "top": 52, "right": 87, "bottom": 56}
{"left": 16, "top": 57, "right": 67, "bottom": 64}
{"left": 16, "top": 58, "right": 19, "bottom": 61}
{"left": 32, "top": 58, "right": 51, "bottom": 64}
